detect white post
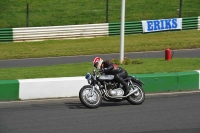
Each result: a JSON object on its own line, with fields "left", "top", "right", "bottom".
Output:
{"left": 120, "top": 0, "right": 125, "bottom": 63}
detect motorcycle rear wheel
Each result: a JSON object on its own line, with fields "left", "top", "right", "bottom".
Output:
{"left": 79, "top": 85, "right": 102, "bottom": 109}
{"left": 127, "top": 82, "right": 145, "bottom": 105}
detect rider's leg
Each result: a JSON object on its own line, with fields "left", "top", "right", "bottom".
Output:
{"left": 114, "top": 73, "right": 130, "bottom": 95}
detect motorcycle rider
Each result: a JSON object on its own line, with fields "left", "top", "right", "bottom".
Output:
{"left": 93, "top": 57, "right": 130, "bottom": 95}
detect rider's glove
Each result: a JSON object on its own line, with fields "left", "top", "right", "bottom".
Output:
{"left": 104, "top": 68, "right": 108, "bottom": 71}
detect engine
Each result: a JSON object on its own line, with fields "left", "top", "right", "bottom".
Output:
{"left": 104, "top": 81, "right": 124, "bottom": 97}
{"left": 109, "top": 88, "right": 124, "bottom": 96}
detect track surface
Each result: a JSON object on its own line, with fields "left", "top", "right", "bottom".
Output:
{"left": 0, "top": 48, "right": 200, "bottom": 68}
{"left": 0, "top": 92, "right": 200, "bottom": 133}
{"left": 0, "top": 48, "right": 200, "bottom": 133}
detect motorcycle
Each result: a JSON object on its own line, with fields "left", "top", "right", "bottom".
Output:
{"left": 79, "top": 69, "right": 145, "bottom": 108}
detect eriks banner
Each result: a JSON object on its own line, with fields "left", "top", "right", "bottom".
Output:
{"left": 142, "top": 18, "right": 182, "bottom": 33}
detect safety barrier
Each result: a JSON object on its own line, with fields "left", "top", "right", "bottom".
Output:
{"left": 0, "top": 28, "right": 13, "bottom": 42}
{"left": 131, "top": 71, "right": 200, "bottom": 93}
{"left": 198, "top": 16, "right": 200, "bottom": 30}
{"left": 182, "top": 17, "right": 198, "bottom": 30}
{"left": 109, "top": 16, "right": 199, "bottom": 35}
{"left": 0, "top": 70, "right": 199, "bottom": 101}
{"left": 109, "top": 21, "right": 142, "bottom": 36}
{"left": 13, "top": 23, "right": 109, "bottom": 42}
{"left": 0, "top": 16, "right": 199, "bottom": 42}
{"left": 0, "top": 80, "right": 19, "bottom": 101}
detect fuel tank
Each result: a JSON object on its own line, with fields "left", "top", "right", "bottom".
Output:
{"left": 98, "top": 75, "right": 114, "bottom": 81}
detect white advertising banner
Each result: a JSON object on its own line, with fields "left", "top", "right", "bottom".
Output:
{"left": 142, "top": 18, "right": 182, "bottom": 33}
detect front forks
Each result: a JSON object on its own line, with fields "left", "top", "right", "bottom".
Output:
{"left": 128, "top": 80, "right": 138, "bottom": 92}
{"left": 88, "top": 85, "right": 95, "bottom": 96}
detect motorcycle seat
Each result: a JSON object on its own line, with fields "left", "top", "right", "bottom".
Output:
{"left": 124, "top": 76, "right": 132, "bottom": 81}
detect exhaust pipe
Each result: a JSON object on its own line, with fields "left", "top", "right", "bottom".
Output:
{"left": 105, "top": 88, "right": 139, "bottom": 99}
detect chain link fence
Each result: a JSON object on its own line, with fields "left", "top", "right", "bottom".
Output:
{"left": 0, "top": 0, "right": 199, "bottom": 28}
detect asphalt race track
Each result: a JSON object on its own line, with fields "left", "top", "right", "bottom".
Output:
{"left": 0, "top": 48, "right": 200, "bottom": 68}
{"left": 0, "top": 92, "right": 200, "bottom": 133}
{"left": 0, "top": 48, "right": 200, "bottom": 133}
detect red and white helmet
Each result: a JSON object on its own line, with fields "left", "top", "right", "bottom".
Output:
{"left": 93, "top": 57, "right": 103, "bottom": 70}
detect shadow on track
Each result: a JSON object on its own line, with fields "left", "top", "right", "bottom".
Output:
{"left": 65, "top": 101, "right": 131, "bottom": 109}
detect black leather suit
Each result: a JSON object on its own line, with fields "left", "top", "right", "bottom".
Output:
{"left": 101, "top": 60, "right": 130, "bottom": 95}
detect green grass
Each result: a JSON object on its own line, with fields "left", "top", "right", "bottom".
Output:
{"left": 0, "top": 29, "right": 200, "bottom": 80}
{"left": 0, "top": 1, "right": 199, "bottom": 80}
{"left": 0, "top": 58, "right": 200, "bottom": 80}
{"left": 0, "top": 0, "right": 200, "bottom": 28}
{"left": 0, "top": 30, "right": 200, "bottom": 60}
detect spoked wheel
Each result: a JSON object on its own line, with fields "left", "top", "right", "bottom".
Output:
{"left": 127, "top": 83, "right": 145, "bottom": 105}
{"left": 79, "top": 85, "right": 102, "bottom": 109}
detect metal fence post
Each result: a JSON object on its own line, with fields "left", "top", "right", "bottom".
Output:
{"left": 106, "top": 0, "right": 109, "bottom": 23}
{"left": 26, "top": 3, "right": 29, "bottom": 27}
{"left": 179, "top": 0, "right": 182, "bottom": 18}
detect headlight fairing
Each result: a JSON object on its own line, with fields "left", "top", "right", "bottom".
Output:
{"left": 85, "top": 73, "right": 91, "bottom": 80}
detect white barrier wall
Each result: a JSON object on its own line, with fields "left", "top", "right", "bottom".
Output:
{"left": 19, "top": 77, "right": 87, "bottom": 100}
{"left": 9, "top": 71, "right": 200, "bottom": 100}
{"left": 16, "top": 69, "right": 200, "bottom": 100}
{"left": 13, "top": 23, "right": 109, "bottom": 42}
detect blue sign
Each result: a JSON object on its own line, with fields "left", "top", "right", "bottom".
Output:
{"left": 142, "top": 18, "right": 182, "bottom": 33}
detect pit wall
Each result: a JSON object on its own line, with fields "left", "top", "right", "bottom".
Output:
{"left": 0, "top": 71, "right": 200, "bottom": 101}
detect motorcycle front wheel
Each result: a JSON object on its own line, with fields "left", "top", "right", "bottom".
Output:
{"left": 127, "top": 82, "right": 145, "bottom": 105}
{"left": 79, "top": 85, "right": 102, "bottom": 109}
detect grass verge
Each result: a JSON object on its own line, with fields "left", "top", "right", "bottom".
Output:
{"left": 0, "top": 30, "right": 200, "bottom": 60}
{"left": 1, "top": 58, "right": 200, "bottom": 80}
{"left": 0, "top": 30, "right": 200, "bottom": 80}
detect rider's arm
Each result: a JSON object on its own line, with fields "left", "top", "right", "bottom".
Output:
{"left": 104, "top": 60, "right": 114, "bottom": 71}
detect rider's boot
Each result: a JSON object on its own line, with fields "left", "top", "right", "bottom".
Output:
{"left": 115, "top": 74, "right": 130, "bottom": 96}
{"left": 122, "top": 81, "right": 130, "bottom": 96}
{"left": 124, "top": 87, "right": 131, "bottom": 96}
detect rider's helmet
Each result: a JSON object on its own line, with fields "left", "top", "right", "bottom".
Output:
{"left": 93, "top": 57, "right": 103, "bottom": 70}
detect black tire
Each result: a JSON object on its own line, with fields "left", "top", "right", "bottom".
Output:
{"left": 127, "top": 82, "right": 145, "bottom": 105}
{"left": 79, "top": 85, "right": 102, "bottom": 109}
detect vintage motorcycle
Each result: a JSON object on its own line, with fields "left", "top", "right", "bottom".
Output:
{"left": 79, "top": 69, "right": 145, "bottom": 108}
